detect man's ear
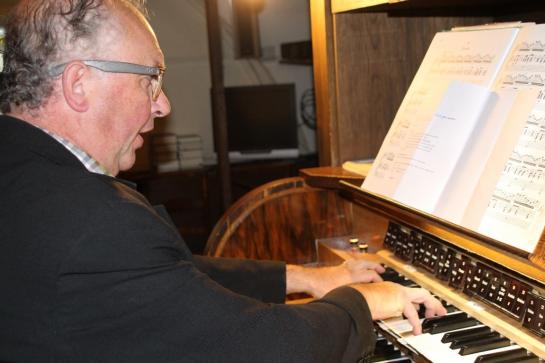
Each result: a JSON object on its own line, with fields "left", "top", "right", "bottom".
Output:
{"left": 61, "top": 62, "right": 90, "bottom": 112}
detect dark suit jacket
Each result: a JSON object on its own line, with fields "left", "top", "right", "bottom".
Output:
{"left": 0, "top": 115, "right": 376, "bottom": 362}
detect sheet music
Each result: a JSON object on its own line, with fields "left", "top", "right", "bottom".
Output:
{"left": 363, "top": 27, "right": 520, "bottom": 197}
{"left": 457, "top": 88, "right": 539, "bottom": 230}
{"left": 431, "top": 88, "right": 536, "bottom": 225}
{"left": 495, "top": 25, "right": 545, "bottom": 91}
{"left": 479, "top": 25, "right": 545, "bottom": 252}
{"left": 479, "top": 106, "right": 545, "bottom": 252}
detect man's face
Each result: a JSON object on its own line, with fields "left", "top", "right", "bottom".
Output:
{"left": 90, "top": 5, "right": 171, "bottom": 176}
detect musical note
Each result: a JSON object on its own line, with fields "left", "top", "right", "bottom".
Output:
{"left": 483, "top": 108, "right": 545, "bottom": 230}
{"left": 486, "top": 189, "right": 542, "bottom": 228}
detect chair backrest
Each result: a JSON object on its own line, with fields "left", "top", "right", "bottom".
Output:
{"left": 204, "top": 176, "right": 356, "bottom": 265}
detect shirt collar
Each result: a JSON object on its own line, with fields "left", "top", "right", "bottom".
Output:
{"left": 39, "top": 127, "right": 111, "bottom": 176}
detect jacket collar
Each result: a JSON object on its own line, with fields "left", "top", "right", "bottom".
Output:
{"left": 2, "top": 114, "right": 85, "bottom": 169}
{"left": 0, "top": 114, "right": 137, "bottom": 190}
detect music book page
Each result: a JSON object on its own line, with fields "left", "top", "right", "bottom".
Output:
{"left": 439, "top": 88, "right": 538, "bottom": 225}
{"left": 393, "top": 81, "right": 496, "bottom": 214}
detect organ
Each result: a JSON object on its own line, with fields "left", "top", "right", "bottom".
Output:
{"left": 205, "top": 169, "right": 545, "bottom": 362}
{"left": 206, "top": 0, "right": 545, "bottom": 361}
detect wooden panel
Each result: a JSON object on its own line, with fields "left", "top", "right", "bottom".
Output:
{"left": 332, "top": 0, "right": 395, "bottom": 13}
{"left": 300, "top": 165, "right": 364, "bottom": 189}
{"left": 331, "top": 0, "right": 542, "bottom": 14}
{"left": 531, "top": 233, "right": 545, "bottom": 267}
{"left": 310, "top": 0, "right": 338, "bottom": 166}
{"left": 332, "top": 13, "right": 491, "bottom": 163}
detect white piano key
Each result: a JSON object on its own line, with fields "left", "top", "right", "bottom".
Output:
{"left": 379, "top": 309, "right": 464, "bottom": 337}
{"left": 403, "top": 330, "right": 521, "bottom": 363}
{"left": 377, "top": 309, "right": 525, "bottom": 363}
{"left": 372, "top": 358, "right": 412, "bottom": 363}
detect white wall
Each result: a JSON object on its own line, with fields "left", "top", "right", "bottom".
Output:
{"left": 145, "top": 0, "right": 315, "bottom": 167}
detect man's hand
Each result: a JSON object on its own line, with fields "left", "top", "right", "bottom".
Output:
{"left": 286, "top": 258, "right": 385, "bottom": 298}
{"left": 351, "top": 281, "right": 447, "bottom": 335}
{"left": 286, "top": 258, "right": 446, "bottom": 334}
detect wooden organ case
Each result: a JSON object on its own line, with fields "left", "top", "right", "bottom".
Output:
{"left": 206, "top": 0, "right": 545, "bottom": 362}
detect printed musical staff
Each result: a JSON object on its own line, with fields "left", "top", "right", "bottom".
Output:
{"left": 487, "top": 190, "right": 542, "bottom": 228}
{"left": 516, "top": 40, "right": 545, "bottom": 52}
{"left": 499, "top": 39, "right": 545, "bottom": 90}
{"left": 501, "top": 73, "right": 545, "bottom": 87}
{"left": 483, "top": 109, "right": 545, "bottom": 231}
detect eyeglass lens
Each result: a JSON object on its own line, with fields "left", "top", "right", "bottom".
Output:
{"left": 152, "top": 73, "right": 163, "bottom": 101}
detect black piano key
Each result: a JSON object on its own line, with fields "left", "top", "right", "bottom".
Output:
{"left": 416, "top": 297, "right": 453, "bottom": 319}
{"left": 502, "top": 356, "right": 541, "bottom": 363}
{"left": 380, "top": 269, "right": 403, "bottom": 282}
{"left": 449, "top": 331, "right": 499, "bottom": 349}
{"left": 381, "top": 267, "right": 397, "bottom": 276}
{"left": 422, "top": 312, "right": 469, "bottom": 333}
{"left": 475, "top": 347, "right": 528, "bottom": 363}
{"left": 422, "top": 312, "right": 467, "bottom": 330}
{"left": 370, "top": 336, "right": 407, "bottom": 362}
{"left": 441, "top": 325, "right": 492, "bottom": 343}
{"left": 429, "top": 317, "right": 480, "bottom": 334}
{"left": 372, "top": 340, "right": 397, "bottom": 356}
{"left": 417, "top": 304, "right": 426, "bottom": 319}
{"left": 438, "top": 299, "right": 459, "bottom": 314}
{"left": 458, "top": 336, "right": 511, "bottom": 356}
{"left": 372, "top": 342, "right": 392, "bottom": 354}
{"left": 374, "top": 338, "right": 392, "bottom": 349}
{"left": 380, "top": 268, "right": 417, "bottom": 287}
{"left": 368, "top": 347, "right": 402, "bottom": 362}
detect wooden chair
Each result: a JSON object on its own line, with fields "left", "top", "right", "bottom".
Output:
{"left": 204, "top": 176, "right": 356, "bottom": 265}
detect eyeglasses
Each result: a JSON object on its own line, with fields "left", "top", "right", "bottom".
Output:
{"left": 50, "top": 60, "right": 166, "bottom": 101}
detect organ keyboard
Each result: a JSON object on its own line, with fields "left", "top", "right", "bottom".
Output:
{"left": 317, "top": 226, "right": 545, "bottom": 362}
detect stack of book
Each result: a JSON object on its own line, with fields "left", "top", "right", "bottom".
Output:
{"left": 151, "top": 133, "right": 203, "bottom": 172}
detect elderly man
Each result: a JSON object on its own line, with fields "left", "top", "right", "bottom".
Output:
{"left": 0, "top": 0, "right": 445, "bottom": 362}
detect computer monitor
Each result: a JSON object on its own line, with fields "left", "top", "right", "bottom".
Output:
{"left": 222, "top": 83, "right": 298, "bottom": 161}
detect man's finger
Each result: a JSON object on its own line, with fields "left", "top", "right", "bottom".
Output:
{"left": 423, "top": 297, "right": 447, "bottom": 318}
{"left": 405, "top": 288, "right": 447, "bottom": 318}
{"left": 403, "top": 303, "right": 422, "bottom": 335}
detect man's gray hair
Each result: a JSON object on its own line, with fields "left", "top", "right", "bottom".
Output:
{"left": 0, "top": 0, "right": 148, "bottom": 113}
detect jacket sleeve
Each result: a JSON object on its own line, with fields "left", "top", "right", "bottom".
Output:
{"left": 56, "top": 183, "right": 377, "bottom": 362}
{"left": 192, "top": 255, "right": 286, "bottom": 303}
